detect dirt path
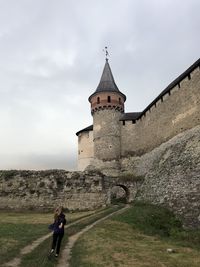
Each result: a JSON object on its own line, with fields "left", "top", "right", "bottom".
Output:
{"left": 57, "top": 205, "right": 129, "bottom": 267}
{"left": 5, "top": 210, "right": 110, "bottom": 267}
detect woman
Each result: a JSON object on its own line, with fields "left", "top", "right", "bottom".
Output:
{"left": 50, "top": 206, "right": 66, "bottom": 257}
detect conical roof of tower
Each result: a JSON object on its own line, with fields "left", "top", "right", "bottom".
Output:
{"left": 89, "top": 59, "right": 126, "bottom": 101}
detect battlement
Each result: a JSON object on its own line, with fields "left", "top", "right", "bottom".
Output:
{"left": 121, "top": 58, "right": 200, "bottom": 125}
{"left": 121, "top": 59, "right": 200, "bottom": 156}
{"left": 90, "top": 91, "right": 124, "bottom": 115}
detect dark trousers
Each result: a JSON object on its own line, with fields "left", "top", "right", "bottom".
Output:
{"left": 51, "top": 232, "right": 64, "bottom": 255}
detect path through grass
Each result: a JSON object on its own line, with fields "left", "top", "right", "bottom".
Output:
{"left": 19, "top": 205, "right": 123, "bottom": 267}
{"left": 70, "top": 202, "right": 200, "bottom": 267}
{"left": 0, "top": 209, "right": 97, "bottom": 266}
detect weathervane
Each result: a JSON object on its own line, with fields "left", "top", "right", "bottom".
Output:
{"left": 103, "top": 46, "right": 109, "bottom": 61}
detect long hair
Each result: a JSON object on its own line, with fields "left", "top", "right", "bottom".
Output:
{"left": 54, "top": 206, "right": 63, "bottom": 221}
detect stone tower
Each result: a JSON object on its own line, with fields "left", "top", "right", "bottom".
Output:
{"left": 88, "top": 59, "right": 126, "bottom": 162}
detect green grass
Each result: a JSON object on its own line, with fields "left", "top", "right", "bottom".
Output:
{"left": 4, "top": 203, "right": 199, "bottom": 267}
{"left": 112, "top": 201, "right": 200, "bottom": 248}
{"left": 19, "top": 205, "right": 122, "bottom": 267}
{"left": 0, "top": 209, "right": 100, "bottom": 266}
{"left": 113, "top": 201, "right": 182, "bottom": 237}
{"left": 70, "top": 202, "right": 200, "bottom": 267}
{"left": 0, "top": 223, "right": 47, "bottom": 265}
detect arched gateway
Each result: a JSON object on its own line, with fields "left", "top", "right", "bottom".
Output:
{"left": 103, "top": 176, "right": 141, "bottom": 205}
{"left": 110, "top": 185, "right": 129, "bottom": 204}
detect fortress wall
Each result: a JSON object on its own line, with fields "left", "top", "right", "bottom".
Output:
{"left": 120, "top": 121, "right": 139, "bottom": 155}
{"left": 121, "top": 66, "right": 200, "bottom": 156}
{"left": 78, "top": 130, "right": 94, "bottom": 171}
{"left": 0, "top": 170, "right": 107, "bottom": 211}
{"left": 93, "top": 109, "right": 122, "bottom": 160}
{"left": 121, "top": 125, "right": 200, "bottom": 228}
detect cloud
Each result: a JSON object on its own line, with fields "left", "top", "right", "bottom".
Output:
{"left": 0, "top": 0, "right": 200, "bottom": 170}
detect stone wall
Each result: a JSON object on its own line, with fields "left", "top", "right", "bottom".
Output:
{"left": 121, "top": 66, "right": 200, "bottom": 156}
{"left": 93, "top": 109, "right": 122, "bottom": 160}
{"left": 1, "top": 125, "right": 200, "bottom": 228}
{"left": 78, "top": 130, "right": 94, "bottom": 171}
{"left": 0, "top": 170, "right": 108, "bottom": 211}
{"left": 121, "top": 125, "right": 200, "bottom": 228}
{"left": 0, "top": 168, "right": 142, "bottom": 213}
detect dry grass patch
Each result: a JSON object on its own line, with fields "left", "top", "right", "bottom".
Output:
{"left": 0, "top": 210, "right": 95, "bottom": 224}
{"left": 0, "top": 238, "right": 19, "bottom": 254}
{"left": 0, "top": 212, "right": 53, "bottom": 224}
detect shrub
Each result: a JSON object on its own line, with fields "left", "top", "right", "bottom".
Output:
{"left": 113, "top": 201, "right": 182, "bottom": 237}
{"left": 119, "top": 172, "right": 144, "bottom": 182}
{"left": 1, "top": 170, "right": 18, "bottom": 180}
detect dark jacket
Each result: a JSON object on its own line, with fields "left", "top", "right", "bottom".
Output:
{"left": 52, "top": 213, "right": 66, "bottom": 234}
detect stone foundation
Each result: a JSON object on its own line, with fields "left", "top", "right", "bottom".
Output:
{"left": 121, "top": 125, "right": 200, "bottom": 228}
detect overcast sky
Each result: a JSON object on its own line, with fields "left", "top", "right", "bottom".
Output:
{"left": 0, "top": 0, "right": 199, "bottom": 170}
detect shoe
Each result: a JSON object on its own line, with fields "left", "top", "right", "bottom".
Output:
{"left": 55, "top": 254, "right": 59, "bottom": 257}
{"left": 48, "top": 249, "right": 54, "bottom": 260}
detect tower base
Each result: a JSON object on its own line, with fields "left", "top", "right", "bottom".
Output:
{"left": 85, "top": 158, "right": 121, "bottom": 177}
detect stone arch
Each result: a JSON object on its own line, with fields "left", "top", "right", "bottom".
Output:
{"left": 110, "top": 184, "right": 130, "bottom": 204}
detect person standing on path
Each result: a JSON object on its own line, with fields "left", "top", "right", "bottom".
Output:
{"left": 49, "top": 206, "right": 66, "bottom": 257}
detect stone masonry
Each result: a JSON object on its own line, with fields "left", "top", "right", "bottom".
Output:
{"left": 121, "top": 125, "right": 200, "bottom": 228}
{"left": 75, "top": 58, "right": 200, "bottom": 229}
{"left": 0, "top": 58, "right": 199, "bottom": 230}
{"left": 0, "top": 169, "right": 140, "bottom": 211}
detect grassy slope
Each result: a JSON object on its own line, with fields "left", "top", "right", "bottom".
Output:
{"left": 70, "top": 202, "right": 200, "bottom": 267}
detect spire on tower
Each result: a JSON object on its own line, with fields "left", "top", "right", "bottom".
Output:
{"left": 88, "top": 51, "right": 126, "bottom": 102}
{"left": 103, "top": 46, "right": 109, "bottom": 61}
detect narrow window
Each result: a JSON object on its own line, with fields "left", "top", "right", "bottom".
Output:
{"left": 97, "top": 97, "right": 100, "bottom": 104}
{"left": 119, "top": 98, "right": 121, "bottom": 104}
{"left": 108, "top": 96, "right": 111, "bottom": 103}
{"left": 123, "top": 120, "right": 125, "bottom": 125}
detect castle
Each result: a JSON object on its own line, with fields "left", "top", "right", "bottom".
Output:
{"left": 76, "top": 57, "right": 200, "bottom": 174}
{"left": 0, "top": 57, "right": 199, "bottom": 228}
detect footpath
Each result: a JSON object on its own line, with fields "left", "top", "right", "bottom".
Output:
{"left": 5, "top": 205, "right": 128, "bottom": 267}
{"left": 57, "top": 205, "right": 129, "bottom": 267}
